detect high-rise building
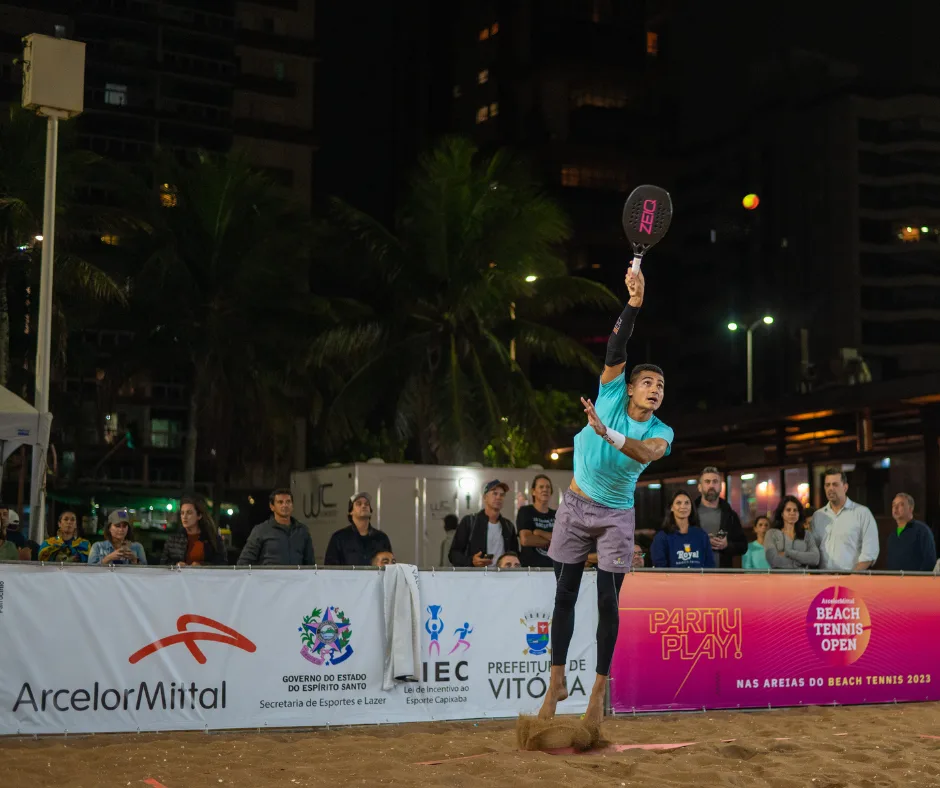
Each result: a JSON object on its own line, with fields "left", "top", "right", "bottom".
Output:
{"left": 0, "top": 1, "right": 317, "bottom": 497}
{"left": 446, "top": 1, "right": 670, "bottom": 388}
{"left": 652, "top": 0, "right": 940, "bottom": 408}
{"left": 233, "top": 0, "right": 316, "bottom": 209}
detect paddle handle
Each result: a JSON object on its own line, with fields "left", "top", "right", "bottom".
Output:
{"left": 631, "top": 255, "right": 642, "bottom": 274}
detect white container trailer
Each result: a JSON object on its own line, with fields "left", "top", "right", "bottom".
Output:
{"left": 291, "top": 461, "right": 573, "bottom": 566}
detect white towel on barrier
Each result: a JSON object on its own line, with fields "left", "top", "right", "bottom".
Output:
{"left": 382, "top": 563, "right": 422, "bottom": 691}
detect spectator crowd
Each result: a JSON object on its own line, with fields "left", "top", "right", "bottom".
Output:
{"left": 0, "top": 468, "right": 936, "bottom": 573}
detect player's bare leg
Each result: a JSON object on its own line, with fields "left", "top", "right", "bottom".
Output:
{"left": 538, "top": 664, "right": 569, "bottom": 719}
{"left": 583, "top": 673, "right": 607, "bottom": 726}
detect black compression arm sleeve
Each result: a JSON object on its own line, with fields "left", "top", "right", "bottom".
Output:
{"left": 604, "top": 303, "right": 639, "bottom": 367}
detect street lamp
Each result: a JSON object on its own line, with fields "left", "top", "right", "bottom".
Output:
{"left": 21, "top": 34, "right": 85, "bottom": 543}
{"left": 728, "top": 315, "right": 774, "bottom": 404}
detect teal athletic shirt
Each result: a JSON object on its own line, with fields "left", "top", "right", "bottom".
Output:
{"left": 573, "top": 372, "right": 674, "bottom": 510}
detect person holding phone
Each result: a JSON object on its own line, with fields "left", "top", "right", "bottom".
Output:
{"left": 448, "top": 480, "right": 519, "bottom": 567}
{"left": 88, "top": 509, "right": 147, "bottom": 565}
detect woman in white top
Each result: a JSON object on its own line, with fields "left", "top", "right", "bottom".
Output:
{"left": 765, "top": 495, "right": 819, "bottom": 569}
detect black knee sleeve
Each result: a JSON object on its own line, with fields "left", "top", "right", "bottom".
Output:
{"left": 550, "top": 562, "right": 584, "bottom": 666}
{"left": 595, "top": 570, "right": 626, "bottom": 676}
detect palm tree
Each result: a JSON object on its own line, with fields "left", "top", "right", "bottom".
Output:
{"left": 125, "top": 150, "right": 320, "bottom": 496}
{"left": 0, "top": 106, "right": 127, "bottom": 390}
{"left": 315, "top": 136, "right": 618, "bottom": 464}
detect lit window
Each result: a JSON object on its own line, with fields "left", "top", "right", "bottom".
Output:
{"left": 159, "top": 183, "right": 178, "bottom": 208}
{"left": 478, "top": 69, "right": 489, "bottom": 84}
{"left": 273, "top": 61, "right": 285, "bottom": 81}
{"left": 571, "top": 89, "right": 627, "bottom": 109}
{"left": 479, "top": 28, "right": 489, "bottom": 41}
{"left": 100, "top": 234, "right": 120, "bottom": 246}
{"left": 898, "top": 226, "right": 920, "bottom": 242}
{"left": 104, "top": 83, "right": 127, "bottom": 106}
{"left": 560, "top": 166, "right": 629, "bottom": 191}
{"left": 490, "top": 102, "right": 499, "bottom": 117}
{"left": 491, "top": 22, "right": 499, "bottom": 34}
{"left": 647, "top": 32, "right": 659, "bottom": 55}
{"left": 476, "top": 106, "right": 489, "bottom": 124}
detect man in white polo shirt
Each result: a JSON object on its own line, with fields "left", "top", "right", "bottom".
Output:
{"left": 812, "top": 467, "right": 880, "bottom": 570}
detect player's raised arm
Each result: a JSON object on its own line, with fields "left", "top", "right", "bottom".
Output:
{"left": 601, "top": 269, "right": 645, "bottom": 385}
{"left": 580, "top": 396, "right": 668, "bottom": 465}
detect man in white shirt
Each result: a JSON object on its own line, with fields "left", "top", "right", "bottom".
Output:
{"left": 812, "top": 468, "right": 880, "bottom": 571}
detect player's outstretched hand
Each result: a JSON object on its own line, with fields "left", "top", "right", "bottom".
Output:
{"left": 581, "top": 397, "right": 607, "bottom": 436}
{"left": 626, "top": 268, "right": 645, "bottom": 305}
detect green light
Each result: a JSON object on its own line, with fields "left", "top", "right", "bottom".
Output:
{"left": 166, "top": 503, "right": 173, "bottom": 511}
{"left": 727, "top": 322, "right": 738, "bottom": 331}
{"left": 226, "top": 508, "right": 234, "bottom": 516}
{"left": 525, "top": 275, "right": 537, "bottom": 282}
{"left": 922, "top": 226, "right": 929, "bottom": 233}
{"left": 763, "top": 315, "right": 774, "bottom": 325}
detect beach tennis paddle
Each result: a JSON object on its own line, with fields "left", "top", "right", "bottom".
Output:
{"left": 622, "top": 185, "right": 673, "bottom": 274}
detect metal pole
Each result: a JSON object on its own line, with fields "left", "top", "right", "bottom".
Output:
{"left": 28, "top": 113, "right": 60, "bottom": 544}
{"left": 746, "top": 325, "right": 754, "bottom": 404}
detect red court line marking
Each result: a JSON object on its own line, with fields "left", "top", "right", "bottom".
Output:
{"left": 143, "top": 780, "right": 169, "bottom": 788}
{"left": 920, "top": 735, "right": 940, "bottom": 740}
{"left": 416, "top": 731, "right": 863, "bottom": 765}
{"left": 544, "top": 741, "right": 698, "bottom": 755}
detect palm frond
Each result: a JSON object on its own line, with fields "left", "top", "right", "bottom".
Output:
{"left": 514, "top": 320, "right": 603, "bottom": 373}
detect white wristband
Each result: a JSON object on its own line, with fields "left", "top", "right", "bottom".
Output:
{"left": 602, "top": 428, "right": 625, "bottom": 450}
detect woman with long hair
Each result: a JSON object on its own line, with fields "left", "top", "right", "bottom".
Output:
{"left": 160, "top": 497, "right": 226, "bottom": 566}
{"left": 38, "top": 510, "right": 91, "bottom": 563}
{"left": 765, "top": 494, "right": 820, "bottom": 569}
{"left": 651, "top": 490, "right": 715, "bottom": 569}
{"left": 742, "top": 515, "right": 771, "bottom": 570}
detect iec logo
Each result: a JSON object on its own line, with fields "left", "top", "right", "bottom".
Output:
{"left": 425, "top": 604, "right": 474, "bottom": 656}
{"left": 299, "top": 605, "right": 353, "bottom": 666}
{"left": 521, "top": 611, "right": 551, "bottom": 656}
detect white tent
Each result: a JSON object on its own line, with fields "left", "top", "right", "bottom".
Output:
{"left": 0, "top": 386, "right": 52, "bottom": 542}
{"left": 0, "top": 385, "right": 52, "bottom": 463}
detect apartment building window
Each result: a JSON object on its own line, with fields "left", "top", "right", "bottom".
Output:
{"left": 571, "top": 89, "right": 627, "bottom": 109}
{"left": 478, "top": 69, "right": 489, "bottom": 84}
{"left": 479, "top": 28, "right": 489, "bottom": 41}
{"left": 491, "top": 22, "right": 499, "bottom": 34}
{"left": 490, "top": 102, "right": 499, "bottom": 117}
{"left": 160, "top": 183, "right": 178, "bottom": 208}
{"left": 104, "top": 83, "right": 127, "bottom": 106}
{"left": 100, "top": 234, "right": 121, "bottom": 246}
{"left": 647, "top": 31, "right": 659, "bottom": 55}
{"left": 262, "top": 17, "right": 275, "bottom": 33}
{"left": 274, "top": 61, "right": 286, "bottom": 81}
{"left": 453, "top": 85, "right": 462, "bottom": 98}
{"left": 476, "top": 105, "right": 489, "bottom": 124}
{"left": 560, "top": 166, "right": 629, "bottom": 191}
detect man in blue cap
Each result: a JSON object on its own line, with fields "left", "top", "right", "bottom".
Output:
{"left": 449, "top": 479, "right": 519, "bottom": 567}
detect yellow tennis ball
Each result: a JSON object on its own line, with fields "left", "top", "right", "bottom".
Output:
{"left": 742, "top": 193, "right": 760, "bottom": 210}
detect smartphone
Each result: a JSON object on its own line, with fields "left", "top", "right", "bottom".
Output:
{"left": 481, "top": 553, "right": 493, "bottom": 560}
{"left": 715, "top": 530, "right": 727, "bottom": 539}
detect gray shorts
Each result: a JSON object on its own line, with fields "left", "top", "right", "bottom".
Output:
{"left": 547, "top": 489, "right": 635, "bottom": 573}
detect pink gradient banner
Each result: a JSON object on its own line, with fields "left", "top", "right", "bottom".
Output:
{"left": 610, "top": 573, "right": 940, "bottom": 712}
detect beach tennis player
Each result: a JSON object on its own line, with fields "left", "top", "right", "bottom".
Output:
{"left": 540, "top": 268, "right": 673, "bottom": 724}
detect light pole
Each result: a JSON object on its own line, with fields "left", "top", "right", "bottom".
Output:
{"left": 21, "top": 34, "right": 85, "bottom": 543}
{"left": 728, "top": 315, "right": 773, "bottom": 404}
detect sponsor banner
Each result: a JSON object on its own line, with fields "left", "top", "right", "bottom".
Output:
{"left": 610, "top": 573, "right": 940, "bottom": 712}
{"left": 0, "top": 565, "right": 595, "bottom": 734}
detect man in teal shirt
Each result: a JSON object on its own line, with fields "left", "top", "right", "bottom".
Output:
{"left": 541, "top": 269, "right": 673, "bottom": 726}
